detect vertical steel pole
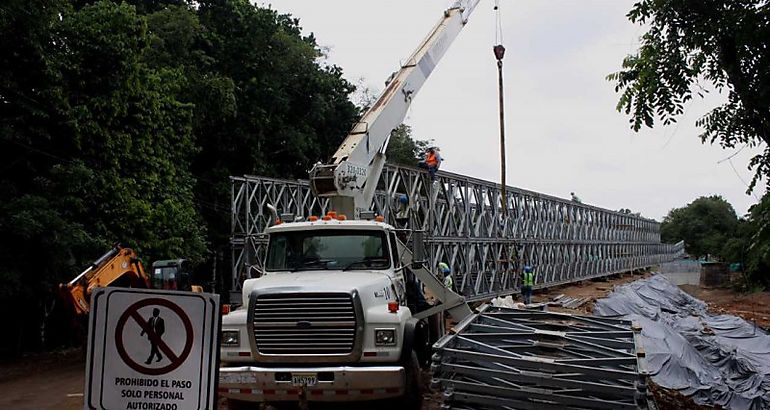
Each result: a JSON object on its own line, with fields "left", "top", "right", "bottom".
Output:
{"left": 494, "top": 45, "right": 507, "bottom": 218}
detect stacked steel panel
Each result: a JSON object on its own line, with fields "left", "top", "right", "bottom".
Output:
{"left": 431, "top": 305, "right": 653, "bottom": 409}
{"left": 230, "top": 165, "right": 683, "bottom": 299}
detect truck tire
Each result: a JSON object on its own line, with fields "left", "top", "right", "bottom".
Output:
{"left": 396, "top": 351, "right": 424, "bottom": 410}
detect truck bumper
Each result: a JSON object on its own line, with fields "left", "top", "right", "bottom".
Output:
{"left": 219, "top": 365, "right": 405, "bottom": 402}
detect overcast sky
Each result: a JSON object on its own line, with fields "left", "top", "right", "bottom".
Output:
{"left": 260, "top": 0, "right": 765, "bottom": 220}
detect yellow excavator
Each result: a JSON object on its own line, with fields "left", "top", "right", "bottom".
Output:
{"left": 60, "top": 244, "right": 201, "bottom": 315}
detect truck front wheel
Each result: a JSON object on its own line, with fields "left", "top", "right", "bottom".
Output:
{"left": 396, "top": 351, "right": 424, "bottom": 409}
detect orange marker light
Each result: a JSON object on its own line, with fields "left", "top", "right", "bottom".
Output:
{"left": 321, "top": 215, "right": 332, "bottom": 221}
{"left": 327, "top": 211, "right": 337, "bottom": 218}
{"left": 375, "top": 216, "right": 385, "bottom": 222}
{"left": 387, "top": 301, "right": 399, "bottom": 313}
{"left": 308, "top": 216, "right": 319, "bottom": 222}
{"left": 337, "top": 214, "right": 347, "bottom": 221}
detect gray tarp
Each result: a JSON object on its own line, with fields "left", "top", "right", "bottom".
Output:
{"left": 594, "top": 275, "right": 770, "bottom": 409}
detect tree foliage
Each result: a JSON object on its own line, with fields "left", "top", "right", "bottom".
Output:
{"left": 386, "top": 124, "right": 432, "bottom": 167}
{"left": 661, "top": 196, "right": 739, "bottom": 259}
{"left": 608, "top": 0, "right": 770, "bottom": 191}
{"left": 0, "top": 0, "right": 357, "bottom": 356}
{"left": 662, "top": 194, "right": 770, "bottom": 285}
{"left": 743, "top": 194, "right": 770, "bottom": 284}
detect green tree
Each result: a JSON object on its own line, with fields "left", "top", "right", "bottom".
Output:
{"left": 721, "top": 194, "right": 770, "bottom": 286}
{"left": 0, "top": 0, "right": 206, "bottom": 355}
{"left": 608, "top": 1, "right": 770, "bottom": 191}
{"left": 140, "top": 0, "right": 358, "bottom": 293}
{"left": 660, "top": 196, "right": 739, "bottom": 259}
{"left": 744, "top": 194, "right": 770, "bottom": 284}
{"left": 0, "top": 0, "right": 360, "bottom": 356}
{"left": 386, "top": 124, "right": 432, "bottom": 166}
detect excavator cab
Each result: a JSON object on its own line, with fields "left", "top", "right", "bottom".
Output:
{"left": 151, "top": 259, "right": 192, "bottom": 291}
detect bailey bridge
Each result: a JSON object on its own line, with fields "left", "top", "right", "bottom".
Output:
{"left": 230, "top": 164, "right": 683, "bottom": 301}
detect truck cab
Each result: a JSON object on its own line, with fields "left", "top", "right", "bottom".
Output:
{"left": 219, "top": 215, "right": 428, "bottom": 407}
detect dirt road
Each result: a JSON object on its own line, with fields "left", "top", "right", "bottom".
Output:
{"left": 0, "top": 356, "right": 83, "bottom": 410}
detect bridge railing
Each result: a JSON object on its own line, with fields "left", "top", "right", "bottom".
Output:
{"left": 231, "top": 165, "right": 683, "bottom": 301}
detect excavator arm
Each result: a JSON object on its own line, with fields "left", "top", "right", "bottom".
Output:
{"left": 60, "top": 245, "right": 150, "bottom": 315}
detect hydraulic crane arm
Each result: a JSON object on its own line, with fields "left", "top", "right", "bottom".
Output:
{"left": 60, "top": 244, "right": 150, "bottom": 315}
{"left": 310, "top": 0, "right": 480, "bottom": 218}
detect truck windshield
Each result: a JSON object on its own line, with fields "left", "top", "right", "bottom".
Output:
{"left": 265, "top": 230, "right": 390, "bottom": 272}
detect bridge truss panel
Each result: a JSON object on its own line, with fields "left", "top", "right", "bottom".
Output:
{"left": 431, "top": 305, "right": 653, "bottom": 409}
{"left": 231, "top": 166, "right": 683, "bottom": 298}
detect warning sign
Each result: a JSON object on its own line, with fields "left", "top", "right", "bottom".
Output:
{"left": 85, "top": 288, "right": 219, "bottom": 410}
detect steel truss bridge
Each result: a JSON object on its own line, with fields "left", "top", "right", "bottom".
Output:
{"left": 231, "top": 165, "right": 683, "bottom": 301}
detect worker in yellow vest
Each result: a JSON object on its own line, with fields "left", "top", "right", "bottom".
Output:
{"left": 521, "top": 265, "right": 535, "bottom": 305}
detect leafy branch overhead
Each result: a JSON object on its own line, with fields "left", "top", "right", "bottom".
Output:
{"left": 608, "top": 0, "right": 770, "bottom": 191}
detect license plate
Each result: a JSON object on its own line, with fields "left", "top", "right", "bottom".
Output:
{"left": 291, "top": 373, "right": 318, "bottom": 386}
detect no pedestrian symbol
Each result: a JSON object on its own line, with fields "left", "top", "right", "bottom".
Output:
{"left": 85, "top": 288, "right": 220, "bottom": 410}
{"left": 115, "top": 298, "right": 194, "bottom": 376}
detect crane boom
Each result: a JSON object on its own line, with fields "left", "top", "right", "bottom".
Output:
{"left": 310, "top": 0, "right": 479, "bottom": 218}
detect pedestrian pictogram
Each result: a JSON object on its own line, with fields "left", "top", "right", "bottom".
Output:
{"left": 141, "top": 308, "right": 165, "bottom": 364}
{"left": 85, "top": 288, "right": 219, "bottom": 410}
{"left": 114, "top": 298, "right": 195, "bottom": 376}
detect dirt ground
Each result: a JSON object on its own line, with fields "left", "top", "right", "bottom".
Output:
{"left": 533, "top": 270, "right": 655, "bottom": 314}
{"left": 679, "top": 284, "right": 770, "bottom": 329}
{"left": 2, "top": 271, "right": 765, "bottom": 410}
{"left": 0, "top": 348, "right": 84, "bottom": 410}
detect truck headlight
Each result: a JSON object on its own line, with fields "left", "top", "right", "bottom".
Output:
{"left": 222, "top": 330, "right": 240, "bottom": 346}
{"left": 375, "top": 329, "right": 396, "bottom": 346}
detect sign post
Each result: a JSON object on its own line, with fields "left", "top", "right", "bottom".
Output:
{"left": 85, "top": 288, "right": 220, "bottom": 410}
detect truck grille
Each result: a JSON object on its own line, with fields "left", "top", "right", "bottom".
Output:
{"left": 252, "top": 293, "right": 357, "bottom": 355}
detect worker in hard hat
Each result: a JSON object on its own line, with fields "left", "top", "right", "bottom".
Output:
{"left": 521, "top": 265, "right": 535, "bottom": 305}
{"left": 418, "top": 147, "right": 442, "bottom": 180}
{"left": 438, "top": 262, "right": 453, "bottom": 291}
